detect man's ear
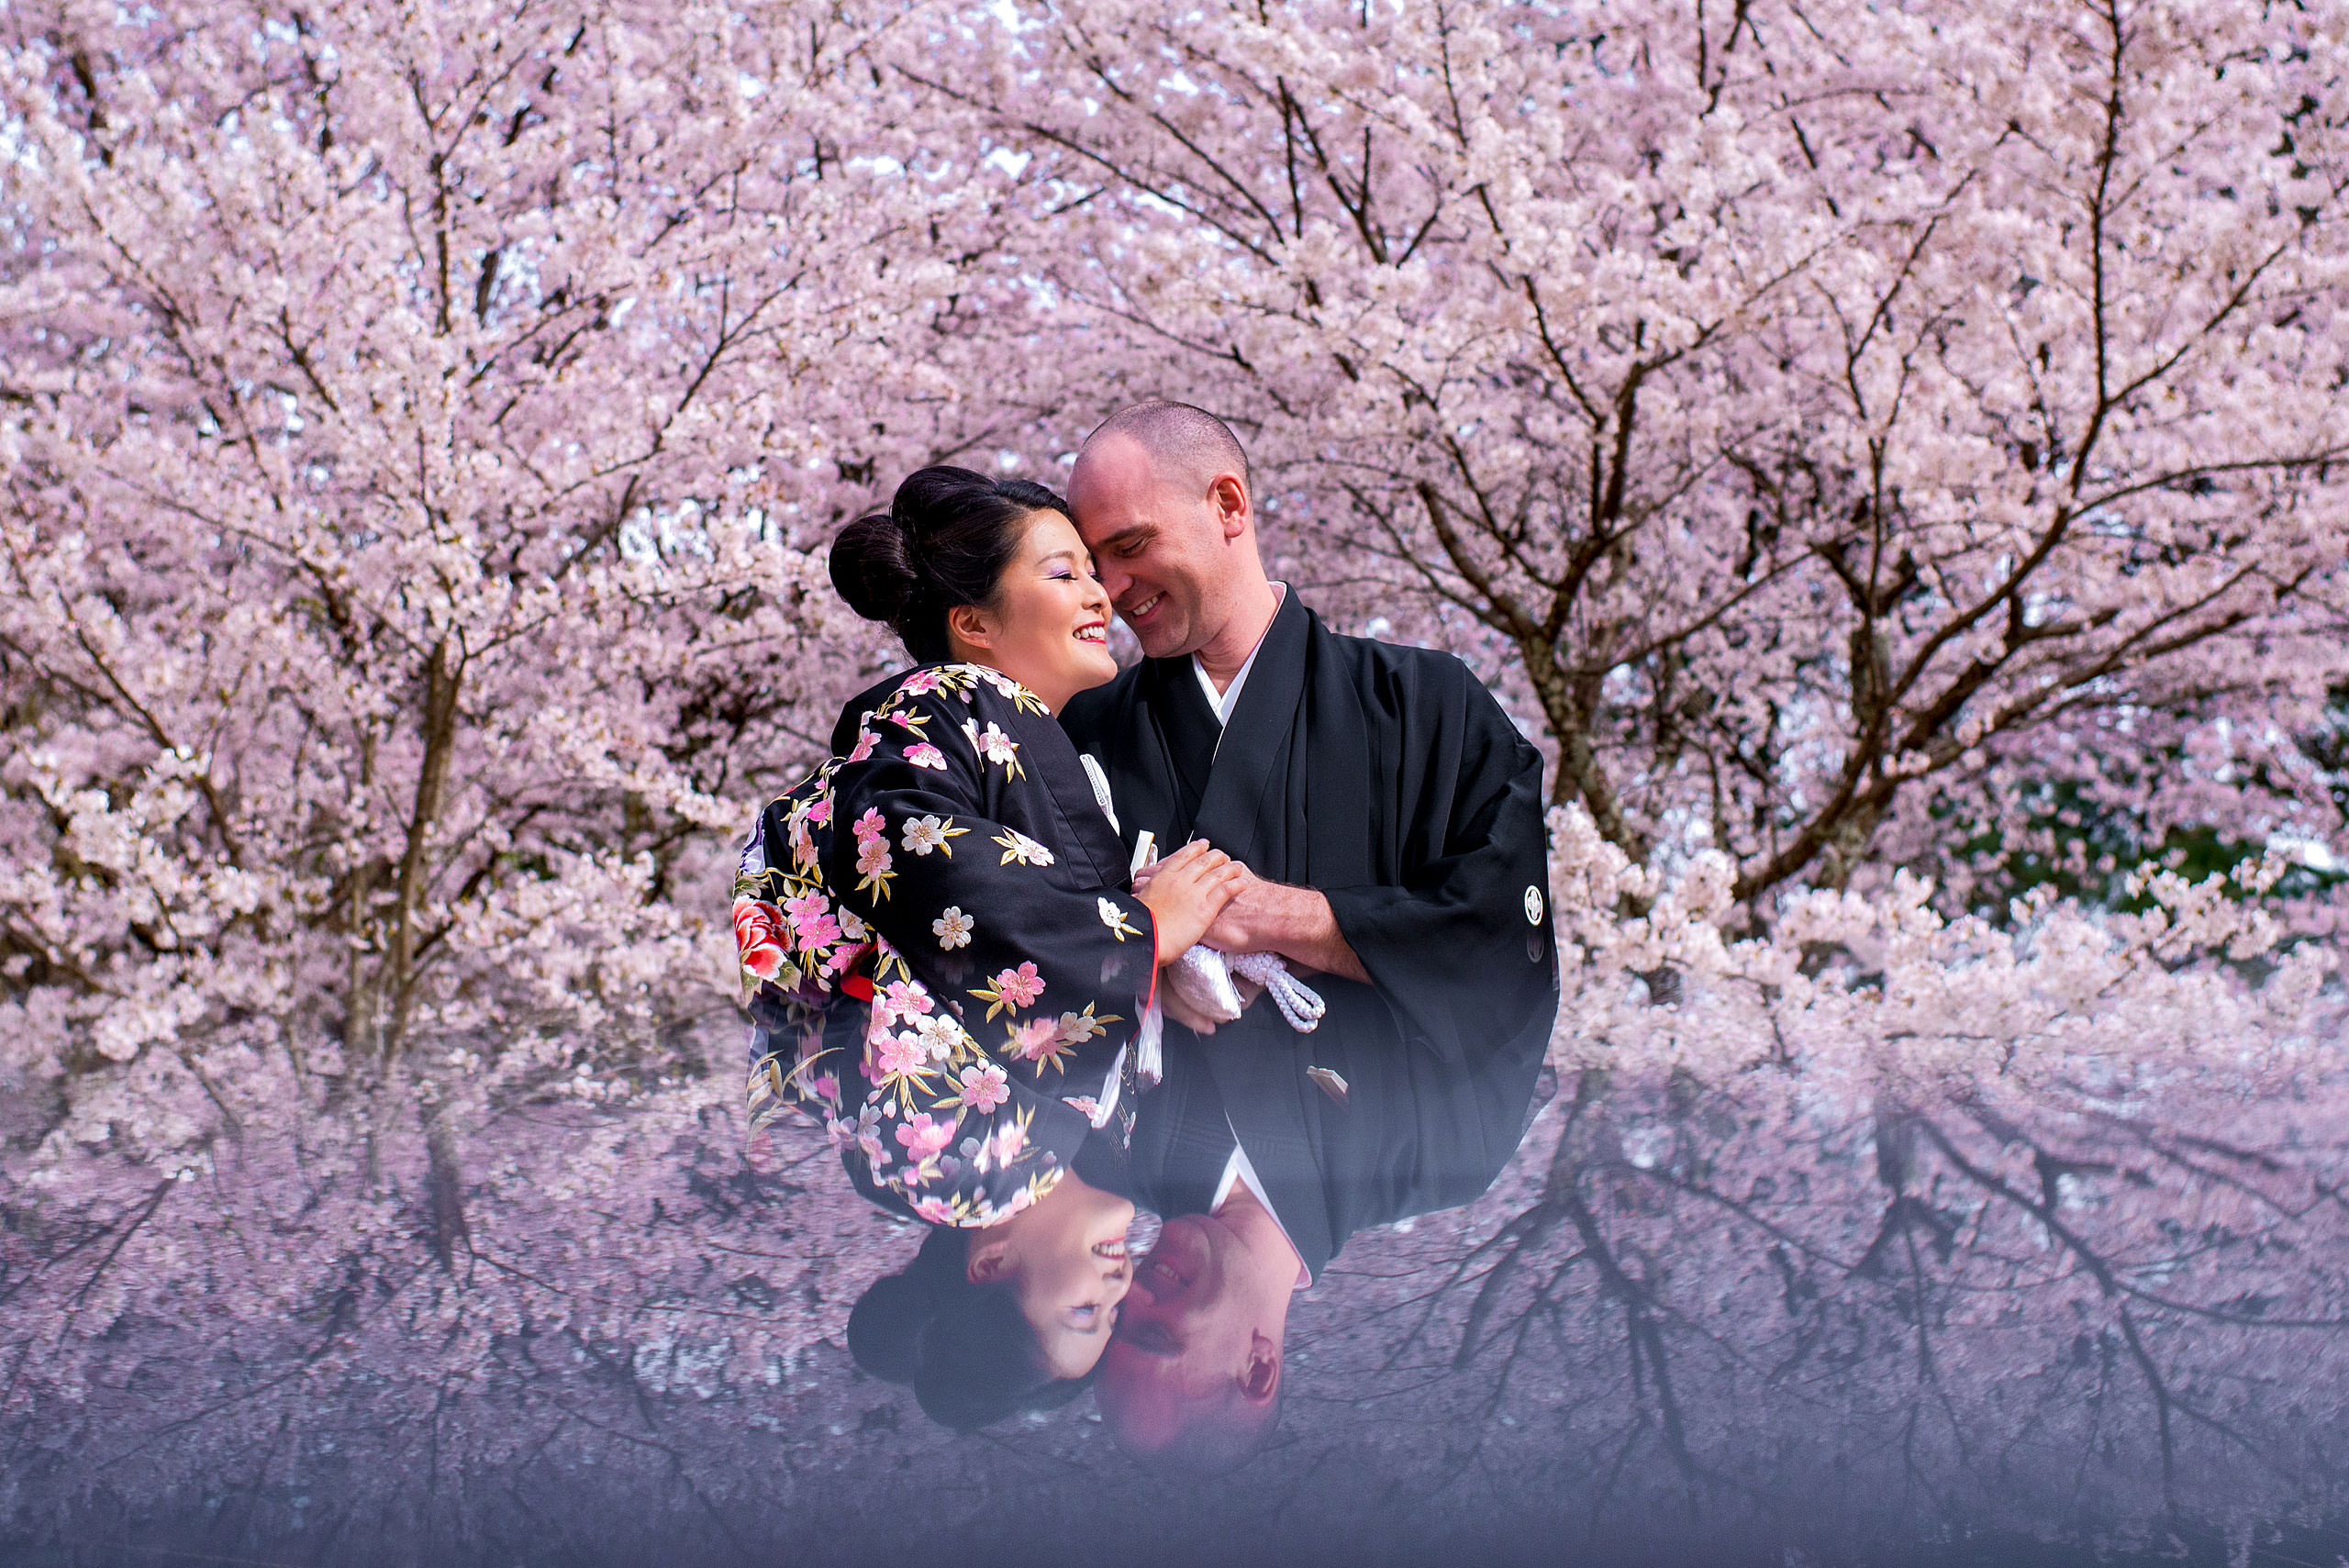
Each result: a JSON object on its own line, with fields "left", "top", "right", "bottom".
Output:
{"left": 946, "top": 601, "right": 995, "bottom": 653}
{"left": 966, "top": 1234, "right": 1014, "bottom": 1285}
{"left": 1209, "top": 473, "right": 1251, "bottom": 541}
{"left": 1239, "top": 1329, "right": 1281, "bottom": 1403}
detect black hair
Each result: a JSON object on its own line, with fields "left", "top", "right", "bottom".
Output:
{"left": 829, "top": 466, "right": 1074, "bottom": 665}
{"left": 846, "top": 1225, "right": 1095, "bottom": 1431}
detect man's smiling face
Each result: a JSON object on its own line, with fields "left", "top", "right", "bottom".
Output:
{"left": 1067, "top": 432, "right": 1245, "bottom": 661}
{"left": 1095, "top": 1213, "right": 1282, "bottom": 1459}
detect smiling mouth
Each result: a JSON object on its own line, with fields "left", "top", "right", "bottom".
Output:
{"left": 1074, "top": 621, "right": 1108, "bottom": 645}
{"left": 1093, "top": 1237, "right": 1128, "bottom": 1262}
{"left": 1140, "top": 1253, "right": 1189, "bottom": 1295}
{"left": 1127, "top": 593, "right": 1164, "bottom": 621}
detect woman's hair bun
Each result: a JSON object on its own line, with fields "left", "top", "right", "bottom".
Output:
{"left": 829, "top": 509, "right": 920, "bottom": 626}
{"left": 844, "top": 1263, "right": 935, "bottom": 1385}
{"left": 827, "top": 466, "right": 1074, "bottom": 665}
{"left": 843, "top": 1224, "right": 1096, "bottom": 1432}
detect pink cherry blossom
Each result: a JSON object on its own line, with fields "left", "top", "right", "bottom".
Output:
{"left": 893, "top": 1113, "right": 957, "bottom": 1163}
{"left": 875, "top": 980, "right": 934, "bottom": 1028}
{"left": 991, "top": 962, "right": 1045, "bottom": 1009}
{"left": 1008, "top": 1017, "right": 1063, "bottom": 1062}
{"left": 958, "top": 1062, "right": 1011, "bottom": 1114}
{"left": 784, "top": 893, "right": 841, "bottom": 954}
{"left": 873, "top": 1032, "right": 929, "bottom": 1082}
{"left": 1, "top": 0, "right": 2344, "bottom": 1475}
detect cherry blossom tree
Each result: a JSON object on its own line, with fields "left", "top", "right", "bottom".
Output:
{"left": 4, "top": 0, "right": 2348, "bottom": 1525}
{"left": 941, "top": 0, "right": 2349, "bottom": 908}
{"left": 0, "top": 0, "right": 1042, "bottom": 1151}
{"left": 0, "top": 0, "right": 1055, "bottom": 1421}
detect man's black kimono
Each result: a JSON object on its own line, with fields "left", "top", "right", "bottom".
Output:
{"left": 1061, "top": 592, "right": 1560, "bottom": 1274}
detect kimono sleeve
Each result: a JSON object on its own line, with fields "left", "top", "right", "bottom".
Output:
{"left": 819, "top": 673, "right": 1158, "bottom": 1090}
{"left": 1321, "top": 668, "right": 1559, "bottom": 1068}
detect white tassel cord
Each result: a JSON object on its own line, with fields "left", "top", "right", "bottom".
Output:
{"left": 1132, "top": 828, "right": 1326, "bottom": 1034}
{"left": 1229, "top": 950, "right": 1326, "bottom": 1033}
{"left": 1168, "top": 944, "right": 1325, "bottom": 1034}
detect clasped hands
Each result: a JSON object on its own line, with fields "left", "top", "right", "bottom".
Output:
{"left": 1129, "top": 840, "right": 1368, "bottom": 1036}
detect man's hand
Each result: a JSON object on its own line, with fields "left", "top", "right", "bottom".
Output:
{"left": 1160, "top": 980, "right": 1226, "bottom": 1035}
{"left": 1203, "top": 867, "right": 1371, "bottom": 985}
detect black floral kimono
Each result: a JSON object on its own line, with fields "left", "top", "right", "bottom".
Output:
{"left": 734, "top": 663, "right": 1157, "bottom": 1228}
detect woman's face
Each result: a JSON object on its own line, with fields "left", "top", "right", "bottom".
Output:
{"left": 969, "top": 1172, "right": 1136, "bottom": 1380}
{"left": 946, "top": 511, "right": 1118, "bottom": 711}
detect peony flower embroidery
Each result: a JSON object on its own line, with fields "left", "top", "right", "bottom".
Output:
{"left": 733, "top": 897, "right": 788, "bottom": 981}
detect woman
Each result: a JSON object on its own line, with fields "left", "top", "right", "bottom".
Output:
{"left": 733, "top": 465, "right": 1242, "bottom": 1430}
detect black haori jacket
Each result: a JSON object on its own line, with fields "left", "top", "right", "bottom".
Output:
{"left": 1061, "top": 592, "right": 1560, "bottom": 1277}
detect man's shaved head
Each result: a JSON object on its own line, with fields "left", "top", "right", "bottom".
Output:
{"left": 1067, "top": 400, "right": 1272, "bottom": 663}
{"left": 1081, "top": 401, "right": 1251, "bottom": 497}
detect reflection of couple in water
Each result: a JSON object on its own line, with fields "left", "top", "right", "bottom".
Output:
{"left": 735, "top": 403, "right": 1559, "bottom": 1466}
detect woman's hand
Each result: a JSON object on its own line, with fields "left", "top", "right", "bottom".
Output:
{"left": 1135, "top": 839, "right": 1248, "bottom": 967}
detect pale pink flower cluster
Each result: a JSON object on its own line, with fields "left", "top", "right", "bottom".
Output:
{"left": 1, "top": 0, "right": 2344, "bottom": 1464}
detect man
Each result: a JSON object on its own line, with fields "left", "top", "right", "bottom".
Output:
{"left": 1060, "top": 402, "right": 1560, "bottom": 1471}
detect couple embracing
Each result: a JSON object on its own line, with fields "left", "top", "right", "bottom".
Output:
{"left": 734, "top": 403, "right": 1559, "bottom": 1467}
